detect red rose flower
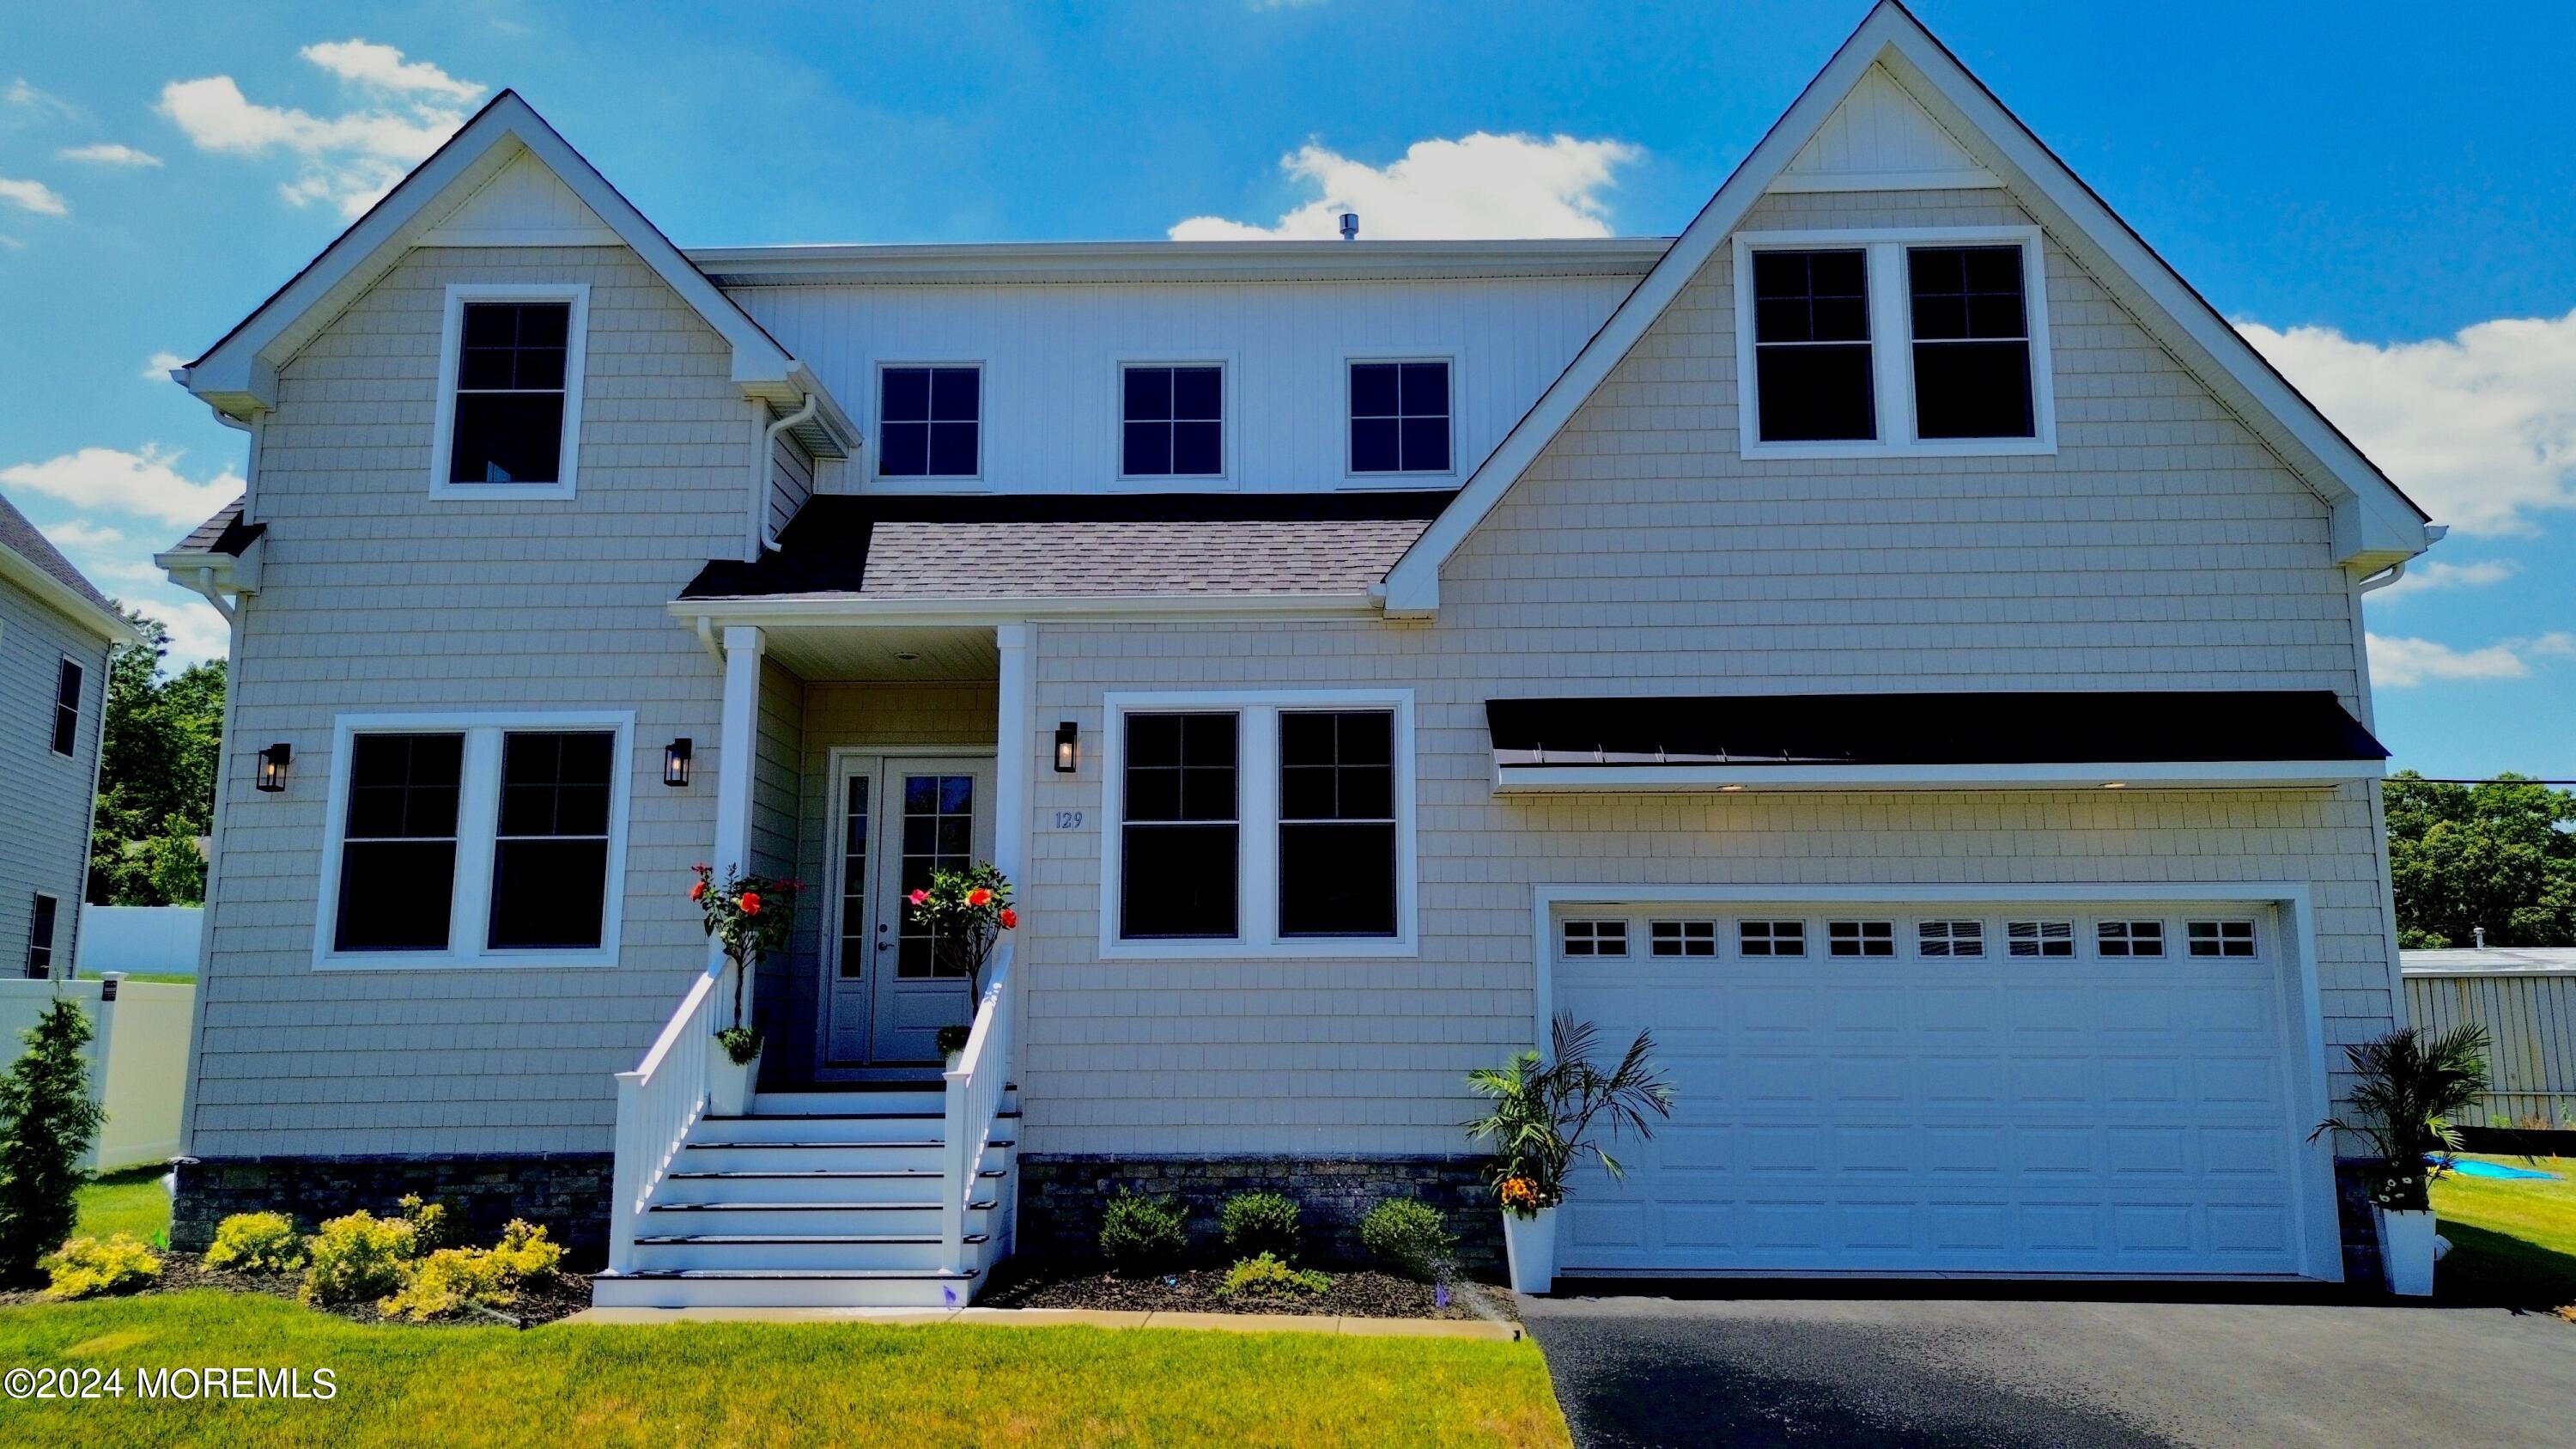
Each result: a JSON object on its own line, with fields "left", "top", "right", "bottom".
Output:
{"left": 690, "top": 880, "right": 708, "bottom": 903}
{"left": 966, "top": 887, "right": 993, "bottom": 908}
{"left": 999, "top": 908, "right": 1018, "bottom": 930}
{"left": 738, "top": 892, "right": 762, "bottom": 916}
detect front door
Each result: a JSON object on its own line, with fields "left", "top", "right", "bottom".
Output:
{"left": 822, "top": 754, "right": 994, "bottom": 1068}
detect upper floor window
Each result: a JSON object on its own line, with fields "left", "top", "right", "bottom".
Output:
{"left": 50, "top": 658, "right": 82, "bottom": 757}
{"left": 1121, "top": 364, "right": 1224, "bottom": 478}
{"left": 432, "top": 287, "right": 587, "bottom": 498}
{"left": 1349, "top": 361, "right": 1451, "bottom": 474}
{"left": 1736, "top": 229, "right": 2052, "bottom": 458}
{"left": 25, "top": 893, "right": 58, "bottom": 978}
{"left": 878, "top": 365, "right": 980, "bottom": 478}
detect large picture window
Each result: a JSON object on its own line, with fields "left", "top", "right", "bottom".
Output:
{"left": 1104, "top": 692, "right": 1415, "bottom": 957}
{"left": 431, "top": 286, "right": 587, "bottom": 496}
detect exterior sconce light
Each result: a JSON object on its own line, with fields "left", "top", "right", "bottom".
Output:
{"left": 664, "top": 738, "right": 694, "bottom": 788}
{"left": 1054, "top": 721, "right": 1079, "bottom": 773}
{"left": 256, "top": 742, "right": 292, "bottom": 793}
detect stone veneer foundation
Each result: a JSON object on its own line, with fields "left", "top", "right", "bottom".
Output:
{"left": 1015, "top": 1154, "right": 1504, "bottom": 1275}
{"left": 172, "top": 1154, "right": 613, "bottom": 1264}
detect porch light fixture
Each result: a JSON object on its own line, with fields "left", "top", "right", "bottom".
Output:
{"left": 1054, "top": 721, "right": 1079, "bottom": 773}
{"left": 255, "top": 742, "right": 292, "bottom": 793}
{"left": 664, "top": 738, "right": 693, "bottom": 787}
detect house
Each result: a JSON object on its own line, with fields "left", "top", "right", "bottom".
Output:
{"left": 0, "top": 490, "right": 136, "bottom": 982}
{"left": 157, "top": 3, "right": 2438, "bottom": 1306}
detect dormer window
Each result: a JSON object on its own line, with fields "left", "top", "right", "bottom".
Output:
{"left": 1121, "top": 364, "right": 1224, "bottom": 478}
{"left": 878, "top": 365, "right": 981, "bottom": 478}
{"left": 1348, "top": 360, "right": 1452, "bottom": 474}
{"left": 431, "top": 285, "right": 589, "bottom": 498}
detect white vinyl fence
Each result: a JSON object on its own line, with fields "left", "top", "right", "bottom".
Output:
{"left": 0, "top": 977, "right": 196, "bottom": 1170}
{"left": 74, "top": 904, "right": 204, "bottom": 978}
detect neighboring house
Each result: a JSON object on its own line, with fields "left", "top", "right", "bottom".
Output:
{"left": 2402, "top": 947, "right": 2576, "bottom": 1129}
{"left": 159, "top": 3, "right": 2440, "bottom": 1306}
{"left": 0, "top": 490, "right": 137, "bottom": 982}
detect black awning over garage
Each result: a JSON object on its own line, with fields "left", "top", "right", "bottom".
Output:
{"left": 1485, "top": 691, "right": 2388, "bottom": 792}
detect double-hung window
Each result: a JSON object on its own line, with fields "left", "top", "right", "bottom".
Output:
{"left": 1348, "top": 360, "right": 1451, "bottom": 474}
{"left": 319, "top": 713, "right": 630, "bottom": 968}
{"left": 50, "top": 658, "right": 82, "bottom": 757}
{"left": 1106, "top": 692, "right": 1414, "bottom": 956}
{"left": 1121, "top": 364, "right": 1224, "bottom": 478}
{"left": 432, "top": 286, "right": 587, "bottom": 496}
{"left": 878, "top": 365, "right": 981, "bottom": 478}
{"left": 25, "top": 894, "right": 58, "bottom": 978}
{"left": 1736, "top": 228, "right": 2051, "bottom": 457}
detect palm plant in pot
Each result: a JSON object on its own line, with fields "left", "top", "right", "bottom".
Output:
{"left": 1467, "top": 1014, "right": 1674, "bottom": 1294}
{"left": 904, "top": 862, "right": 1016, "bottom": 1068}
{"left": 2311, "top": 1023, "right": 2490, "bottom": 1296}
{"left": 690, "top": 864, "right": 801, "bottom": 1116}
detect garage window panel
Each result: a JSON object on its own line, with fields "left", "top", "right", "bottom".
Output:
{"left": 2006, "top": 919, "right": 2075, "bottom": 958}
{"left": 2186, "top": 920, "right": 2258, "bottom": 958}
{"left": 1738, "top": 919, "right": 1807, "bottom": 957}
{"left": 2097, "top": 920, "right": 2166, "bottom": 958}
{"left": 1650, "top": 919, "right": 1716, "bottom": 957}
{"left": 1563, "top": 919, "right": 1629, "bottom": 958}
{"left": 1917, "top": 919, "right": 1985, "bottom": 958}
{"left": 1828, "top": 919, "right": 1895, "bottom": 957}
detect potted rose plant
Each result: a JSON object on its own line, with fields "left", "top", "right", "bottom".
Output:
{"left": 2311, "top": 1022, "right": 2490, "bottom": 1296}
{"left": 1467, "top": 1014, "right": 1674, "bottom": 1294}
{"left": 904, "top": 862, "right": 1017, "bottom": 1068}
{"left": 690, "top": 864, "right": 801, "bottom": 1116}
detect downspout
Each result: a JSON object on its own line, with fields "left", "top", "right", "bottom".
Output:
{"left": 182, "top": 567, "right": 237, "bottom": 624}
{"left": 756, "top": 394, "right": 819, "bottom": 554}
{"left": 2354, "top": 561, "right": 2406, "bottom": 594}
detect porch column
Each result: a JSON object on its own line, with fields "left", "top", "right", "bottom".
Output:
{"left": 714, "top": 624, "right": 764, "bottom": 1023}
{"left": 993, "top": 623, "right": 1031, "bottom": 886}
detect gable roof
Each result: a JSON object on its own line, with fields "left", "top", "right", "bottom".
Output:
{"left": 0, "top": 490, "right": 141, "bottom": 644}
{"left": 178, "top": 91, "right": 854, "bottom": 455}
{"left": 1380, "top": 0, "right": 2437, "bottom": 615}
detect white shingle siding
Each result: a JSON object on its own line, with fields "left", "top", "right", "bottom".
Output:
{"left": 0, "top": 579, "right": 109, "bottom": 977}
{"left": 189, "top": 245, "right": 743, "bottom": 1160}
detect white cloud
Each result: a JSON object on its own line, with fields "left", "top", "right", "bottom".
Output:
{"left": 143, "top": 350, "right": 187, "bottom": 381}
{"left": 0, "top": 444, "right": 241, "bottom": 527}
{"left": 160, "top": 39, "right": 485, "bottom": 218}
{"left": 2373, "top": 558, "right": 2518, "bottom": 599}
{"left": 2239, "top": 310, "right": 2576, "bottom": 536}
{"left": 1170, "top": 131, "right": 1642, "bottom": 241}
{"left": 59, "top": 142, "right": 162, "bottom": 167}
{"left": 5, "top": 79, "right": 76, "bottom": 117}
{"left": 0, "top": 234, "right": 22, "bottom": 251}
{"left": 2369, "top": 631, "right": 2576, "bottom": 687}
{"left": 36, "top": 518, "right": 125, "bottom": 553}
{"left": 0, "top": 177, "right": 68, "bottom": 216}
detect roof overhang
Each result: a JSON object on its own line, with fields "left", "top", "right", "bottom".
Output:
{"left": 0, "top": 542, "right": 141, "bottom": 645}
{"left": 688, "top": 237, "right": 1674, "bottom": 288}
{"left": 1496, "top": 759, "right": 2384, "bottom": 794}
{"left": 671, "top": 592, "right": 1382, "bottom": 630}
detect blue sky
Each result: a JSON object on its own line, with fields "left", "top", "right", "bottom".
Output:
{"left": 0, "top": 1, "right": 2568, "bottom": 776}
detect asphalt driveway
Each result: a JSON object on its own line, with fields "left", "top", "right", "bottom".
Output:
{"left": 1522, "top": 1288, "right": 2576, "bottom": 1448}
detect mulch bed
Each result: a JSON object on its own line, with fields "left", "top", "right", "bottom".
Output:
{"left": 979, "top": 1262, "right": 1518, "bottom": 1321}
{"left": 0, "top": 1251, "right": 596, "bottom": 1328}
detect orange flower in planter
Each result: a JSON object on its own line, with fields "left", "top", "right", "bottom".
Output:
{"left": 909, "top": 888, "right": 930, "bottom": 906}
{"left": 1498, "top": 1176, "right": 1544, "bottom": 1214}
{"left": 999, "top": 908, "right": 1018, "bottom": 930}
{"left": 966, "top": 887, "right": 993, "bottom": 907}
{"left": 689, "top": 880, "right": 708, "bottom": 903}
{"left": 738, "top": 892, "right": 762, "bottom": 916}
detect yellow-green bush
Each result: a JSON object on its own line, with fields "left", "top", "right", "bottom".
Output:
{"left": 203, "top": 1211, "right": 306, "bottom": 1274}
{"left": 40, "top": 1233, "right": 161, "bottom": 1300}
{"left": 378, "top": 1246, "right": 515, "bottom": 1321}
{"left": 300, "top": 1210, "right": 419, "bottom": 1305}
{"left": 489, "top": 1219, "right": 562, "bottom": 1282}
{"left": 395, "top": 1193, "right": 448, "bottom": 1250}
{"left": 1215, "top": 1251, "right": 1330, "bottom": 1300}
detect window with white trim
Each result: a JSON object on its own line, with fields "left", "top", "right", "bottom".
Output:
{"left": 1121, "top": 364, "right": 1224, "bottom": 478}
{"left": 1918, "top": 919, "right": 1984, "bottom": 958}
{"left": 1735, "top": 228, "right": 2052, "bottom": 458}
{"left": 2186, "top": 920, "right": 2258, "bottom": 958}
{"left": 1738, "top": 919, "right": 1807, "bottom": 957}
{"left": 318, "top": 714, "right": 631, "bottom": 968}
{"left": 1650, "top": 919, "right": 1716, "bottom": 957}
{"left": 1563, "top": 919, "right": 1628, "bottom": 958}
{"left": 1105, "top": 693, "right": 1414, "bottom": 955}
{"left": 878, "top": 365, "right": 980, "bottom": 478}
{"left": 1828, "top": 919, "right": 1895, "bottom": 957}
{"left": 2006, "top": 919, "right": 2075, "bottom": 958}
{"left": 2096, "top": 920, "right": 2165, "bottom": 958}
{"left": 50, "top": 658, "right": 82, "bottom": 757}
{"left": 1349, "top": 360, "right": 1452, "bottom": 474}
{"left": 25, "top": 893, "right": 58, "bottom": 978}
{"left": 431, "top": 287, "right": 587, "bottom": 496}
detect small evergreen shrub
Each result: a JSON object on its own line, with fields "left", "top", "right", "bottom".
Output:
{"left": 40, "top": 1233, "right": 161, "bottom": 1300}
{"left": 395, "top": 1193, "right": 449, "bottom": 1251}
{"left": 1218, "top": 1191, "right": 1303, "bottom": 1262}
{"left": 0, "top": 1000, "right": 106, "bottom": 1282}
{"left": 301, "top": 1210, "right": 421, "bottom": 1305}
{"left": 489, "top": 1220, "right": 562, "bottom": 1282}
{"left": 379, "top": 1246, "right": 516, "bottom": 1322}
{"left": 1360, "top": 1197, "right": 1457, "bottom": 1281}
{"left": 1215, "top": 1251, "right": 1330, "bottom": 1300}
{"left": 204, "top": 1211, "right": 306, "bottom": 1274}
{"left": 1097, "top": 1192, "right": 1188, "bottom": 1274}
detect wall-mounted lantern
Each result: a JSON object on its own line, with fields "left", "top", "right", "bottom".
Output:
{"left": 1054, "top": 721, "right": 1079, "bottom": 774}
{"left": 664, "top": 738, "right": 694, "bottom": 788}
{"left": 256, "top": 742, "right": 292, "bottom": 793}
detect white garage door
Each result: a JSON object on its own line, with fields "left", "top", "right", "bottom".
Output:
{"left": 1552, "top": 903, "right": 2306, "bottom": 1277}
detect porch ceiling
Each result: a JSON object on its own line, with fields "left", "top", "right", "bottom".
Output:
{"left": 760, "top": 623, "right": 997, "bottom": 681}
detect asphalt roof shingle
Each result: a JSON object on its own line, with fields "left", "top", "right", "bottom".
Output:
{"left": 0, "top": 488, "right": 120, "bottom": 619}
{"left": 166, "top": 496, "right": 262, "bottom": 557}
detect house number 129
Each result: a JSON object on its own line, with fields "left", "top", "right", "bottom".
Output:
{"left": 1051, "top": 811, "right": 1084, "bottom": 830}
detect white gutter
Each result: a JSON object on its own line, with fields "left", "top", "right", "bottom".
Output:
{"left": 2354, "top": 561, "right": 2406, "bottom": 594}
{"left": 181, "top": 566, "right": 237, "bottom": 624}
{"left": 757, "top": 393, "right": 819, "bottom": 553}
{"left": 1492, "top": 759, "right": 2388, "bottom": 794}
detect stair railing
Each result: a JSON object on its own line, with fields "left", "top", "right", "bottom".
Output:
{"left": 607, "top": 953, "right": 726, "bottom": 1275}
{"left": 940, "top": 939, "right": 1016, "bottom": 1275}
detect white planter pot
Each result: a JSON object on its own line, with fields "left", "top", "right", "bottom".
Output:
{"left": 2374, "top": 1206, "right": 2436, "bottom": 1296}
{"left": 943, "top": 1050, "right": 964, "bottom": 1075}
{"left": 708, "top": 1038, "right": 758, "bottom": 1117}
{"left": 1501, "top": 1208, "right": 1558, "bottom": 1294}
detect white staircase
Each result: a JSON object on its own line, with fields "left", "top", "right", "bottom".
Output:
{"left": 595, "top": 944, "right": 1022, "bottom": 1309}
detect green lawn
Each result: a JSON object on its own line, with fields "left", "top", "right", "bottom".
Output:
{"left": 76, "top": 1166, "right": 176, "bottom": 1247}
{"left": 0, "top": 1293, "right": 1564, "bottom": 1448}
{"left": 76, "top": 971, "right": 198, "bottom": 985}
{"left": 2433, "top": 1154, "right": 2576, "bottom": 1310}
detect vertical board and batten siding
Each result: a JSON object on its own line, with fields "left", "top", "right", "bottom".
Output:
{"left": 766, "top": 432, "right": 815, "bottom": 545}
{"left": 0, "top": 576, "right": 109, "bottom": 978}
{"left": 191, "top": 244, "right": 747, "bottom": 1160}
{"left": 2405, "top": 971, "right": 2576, "bottom": 1125}
{"left": 1012, "top": 187, "right": 2395, "bottom": 1158}
{"left": 726, "top": 276, "right": 1639, "bottom": 492}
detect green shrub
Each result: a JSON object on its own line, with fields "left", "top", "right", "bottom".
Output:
{"left": 1215, "top": 1251, "right": 1330, "bottom": 1300}
{"left": 378, "top": 1246, "right": 517, "bottom": 1322}
{"left": 489, "top": 1220, "right": 562, "bottom": 1282}
{"left": 0, "top": 999, "right": 107, "bottom": 1282}
{"left": 40, "top": 1233, "right": 161, "bottom": 1300}
{"left": 1218, "top": 1191, "right": 1303, "bottom": 1262}
{"left": 1098, "top": 1193, "right": 1188, "bottom": 1275}
{"left": 204, "top": 1211, "right": 306, "bottom": 1274}
{"left": 395, "top": 1193, "right": 449, "bottom": 1251}
{"left": 1360, "top": 1197, "right": 1457, "bottom": 1281}
{"left": 300, "top": 1210, "right": 420, "bottom": 1305}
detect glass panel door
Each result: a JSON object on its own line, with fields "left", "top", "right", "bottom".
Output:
{"left": 867, "top": 758, "right": 993, "bottom": 1063}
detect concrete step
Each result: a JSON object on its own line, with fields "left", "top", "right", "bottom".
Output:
{"left": 591, "top": 1267, "right": 981, "bottom": 1310}
{"left": 657, "top": 1166, "right": 1005, "bottom": 1206}
{"left": 630, "top": 1233, "right": 987, "bottom": 1273}
{"left": 695, "top": 1110, "right": 1018, "bottom": 1146}
{"left": 644, "top": 1199, "right": 998, "bottom": 1237}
